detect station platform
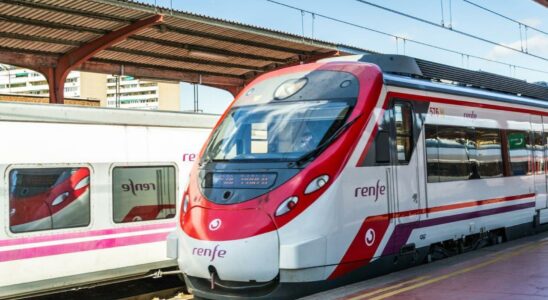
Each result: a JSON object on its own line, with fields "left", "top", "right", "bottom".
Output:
{"left": 305, "top": 231, "right": 548, "bottom": 300}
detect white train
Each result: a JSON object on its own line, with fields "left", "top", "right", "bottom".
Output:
{"left": 169, "top": 54, "right": 548, "bottom": 299}
{"left": 0, "top": 102, "right": 216, "bottom": 299}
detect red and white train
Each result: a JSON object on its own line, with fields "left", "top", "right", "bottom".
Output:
{"left": 170, "top": 54, "right": 548, "bottom": 299}
{"left": 0, "top": 102, "right": 216, "bottom": 299}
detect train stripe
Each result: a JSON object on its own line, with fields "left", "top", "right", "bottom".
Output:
{"left": 0, "top": 222, "right": 175, "bottom": 247}
{"left": 328, "top": 193, "right": 534, "bottom": 279}
{"left": 0, "top": 232, "right": 169, "bottom": 262}
{"left": 391, "top": 193, "right": 535, "bottom": 219}
{"left": 381, "top": 201, "right": 535, "bottom": 255}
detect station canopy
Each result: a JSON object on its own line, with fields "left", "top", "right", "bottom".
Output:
{"left": 0, "top": 0, "right": 371, "bottom": 102}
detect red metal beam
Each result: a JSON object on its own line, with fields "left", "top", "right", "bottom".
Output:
{"left": 39, "top": 14, "right": 163, "bottom": 104}
{"left": 80, "top": 61, "right": 244, "bottom": 88}
{"left": 0, "top": 50, "right": 58, "bottom": 70}
{"left": 534, "top": 0, "right": 548, "bottom": 7}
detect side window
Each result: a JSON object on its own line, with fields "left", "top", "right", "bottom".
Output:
{"left": 507, "top": 131, "right": 533, "bottom": 176}
{"left": 473, "top": 128, "right": 503, "bottom": 179}
{"left": 545, "top": 131, "right": 548, "bottom": 173}
{"left": 436, "top": 126, "right": 473, "bottom": 182}
{"left": 425, "top": 125, "right": 503, "bottom": 182}
{"left": 534, "top": 131, "right": 544, "bottom": 174}
{"left": 9, "top": 167, "right": 91, "bottom": 233}
{"left": 394, "top": 102, "right": 414, "bottom": 164}
{"left": 425, "top": 125, "right": 440, "bottom": 183}
{"left": 112, "top": 166, "right": 176, "bottom": 223}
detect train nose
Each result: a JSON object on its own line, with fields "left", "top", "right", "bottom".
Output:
{"left": 179, "top": 207, "right": 279, "bottom": 282}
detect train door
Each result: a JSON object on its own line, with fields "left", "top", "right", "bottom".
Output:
{"left": 386, "top": 100, "right": 423, "bottom": 254}
{"left": 545, "top": 117, "right": 548, "bottom": 208}
{"left": 532, "top": 116, "right": 546, "bottom": 209}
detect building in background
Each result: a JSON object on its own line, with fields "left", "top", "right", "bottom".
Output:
{"left": 106, "top": 75, "right": 180, "bottom": 110}
{"left": 0, "top": 65, "right": 180, "bottom": 110}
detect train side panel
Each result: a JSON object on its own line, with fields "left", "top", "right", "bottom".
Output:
{"left": 0, "top": 116, "right": 212, "bottom": 298}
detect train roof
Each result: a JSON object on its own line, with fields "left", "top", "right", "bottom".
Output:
{"left": 322, "top": 54, "right": 548, "bottom": 109}
{"left": 0, "top": 101, "right": 218, "bottom": 128}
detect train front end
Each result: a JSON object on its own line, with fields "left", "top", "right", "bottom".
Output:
{"left": 174, "top": 61, "right": 383, "bottom": 299}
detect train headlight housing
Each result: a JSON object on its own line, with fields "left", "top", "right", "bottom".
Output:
{"left": 304, "top": 175, "right": 329, "bottom": 194}
{"left": 183, "top": 194, "right": 190, "bottom": 214}
{"left": 275, "top": 196, "right": 298, "bottom": 217}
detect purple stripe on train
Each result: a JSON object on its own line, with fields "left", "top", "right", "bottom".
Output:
{"left": 381, "top": 202, "right": 535, "bottom": 256}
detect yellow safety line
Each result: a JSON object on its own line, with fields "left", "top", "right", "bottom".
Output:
{"left": 346, "top": 276, "right": 430, "bottom": 300}
{"left": 366, "top": 242, "right": 545, "bottom": 300}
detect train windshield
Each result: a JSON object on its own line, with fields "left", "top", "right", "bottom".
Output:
{"left": 204, "top": 100, "right": 352, "bottom": 162}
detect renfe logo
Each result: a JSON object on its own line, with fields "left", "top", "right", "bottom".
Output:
{"left": 463, "top": 111, "right": 477, "bottom": 119}
{"left": 121, "top": 179, "right": 156, "bottom": 196}
{"left": 182, "top": 153, "right": 197, "bottom": 162}
{"left": 209, "top": 218, "right": 222, "bottom": 231}
{"left": 192, "top": 245, "right": 227, "bottom": 262}
{"left": 354, "top": 180, "right": 386, "bottom": 202}
{"left": 365, "top": 228, "right": 375, "bottom": 246}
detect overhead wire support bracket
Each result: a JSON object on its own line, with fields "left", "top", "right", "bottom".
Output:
{"left": 462, "top": 0, "right": 548, "bottom": 36}
{"left": 353, "top": 0, "right": 548, "bottom": 62}
{"left": 265, "top": 0, "right": 548, "bottom": 75}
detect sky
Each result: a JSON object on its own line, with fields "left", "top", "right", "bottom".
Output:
{"left": 139, "top": 0, "right": 548, "bottom": 114}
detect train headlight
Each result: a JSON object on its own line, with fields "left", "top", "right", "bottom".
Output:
{"left": 52, "top": 192, "right": 70, "bottom": 206}
{"left": 273, "top": 78, "right": 308, "bottom": 100}
{"left": 304, "top": 175, "right": 329, "bottom": 194}
{"left": 74, "top": 176, "right": 90, "bottom": 190}
{"left": 183, "top": 194, "right": 190, "bottom": 214}
{"left": 275, "top": 196, "right": 298, "bottom": 217}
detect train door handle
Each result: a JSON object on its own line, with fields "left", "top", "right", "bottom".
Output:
{"left": 412, "top": 193, "right": 418, "bottom": 203}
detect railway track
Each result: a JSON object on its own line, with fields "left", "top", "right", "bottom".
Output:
{"left": 29, "top": 276, "right": 190, "bottom": 300}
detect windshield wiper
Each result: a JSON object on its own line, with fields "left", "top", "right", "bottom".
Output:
{"left": 295, "top": 116, "right": 360, "bottom": 166}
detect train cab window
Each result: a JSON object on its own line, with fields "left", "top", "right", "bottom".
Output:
{"left": 507, "top": 131, "right": 533, "bottom": 176}
{"left": 534, "top": 131, "right": 544, "bottom": 174}
{"left": 9, "top": 167, "right": 91, "bottom": 233}
{"left": 251, "top": 122, "right": 268, "bottom": 154}
{"left": 112, "top": 166, "right": 176, "bottom": 223}
{"left": 361, "top": 106, "right": 392, "bottom": 166}
{"left": 394, "top": 102, "right": 414, "bottom": 164}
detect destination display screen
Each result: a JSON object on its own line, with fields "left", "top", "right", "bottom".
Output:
{"left": 205, "top": 173, "right": 277, "bottom": 189}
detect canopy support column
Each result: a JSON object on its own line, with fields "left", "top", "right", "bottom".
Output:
{"left": 40, "top": 14, "right": 163, "bottom": 104}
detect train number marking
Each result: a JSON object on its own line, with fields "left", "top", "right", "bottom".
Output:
{"left": 429, "top": 107, "right": 445, "bottom": 116}
{"left": 365, "top": 228, "right": 376, "bottom": 246}
{"left": 209, "top": 218, "right": 222, "bottom": 231}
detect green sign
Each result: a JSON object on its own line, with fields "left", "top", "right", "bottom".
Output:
{"left": 508, "top": 132, "right": 525, "bottom": 149}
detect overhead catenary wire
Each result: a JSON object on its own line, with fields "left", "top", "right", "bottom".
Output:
{"left": 462, "top": 0, "right": 548, "bottom": 36}
{"left": 353, "top": 0, "right": 548, "bottom": 62}
{"left": 266, "top": 0, "right": 548, "bottom": 75}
